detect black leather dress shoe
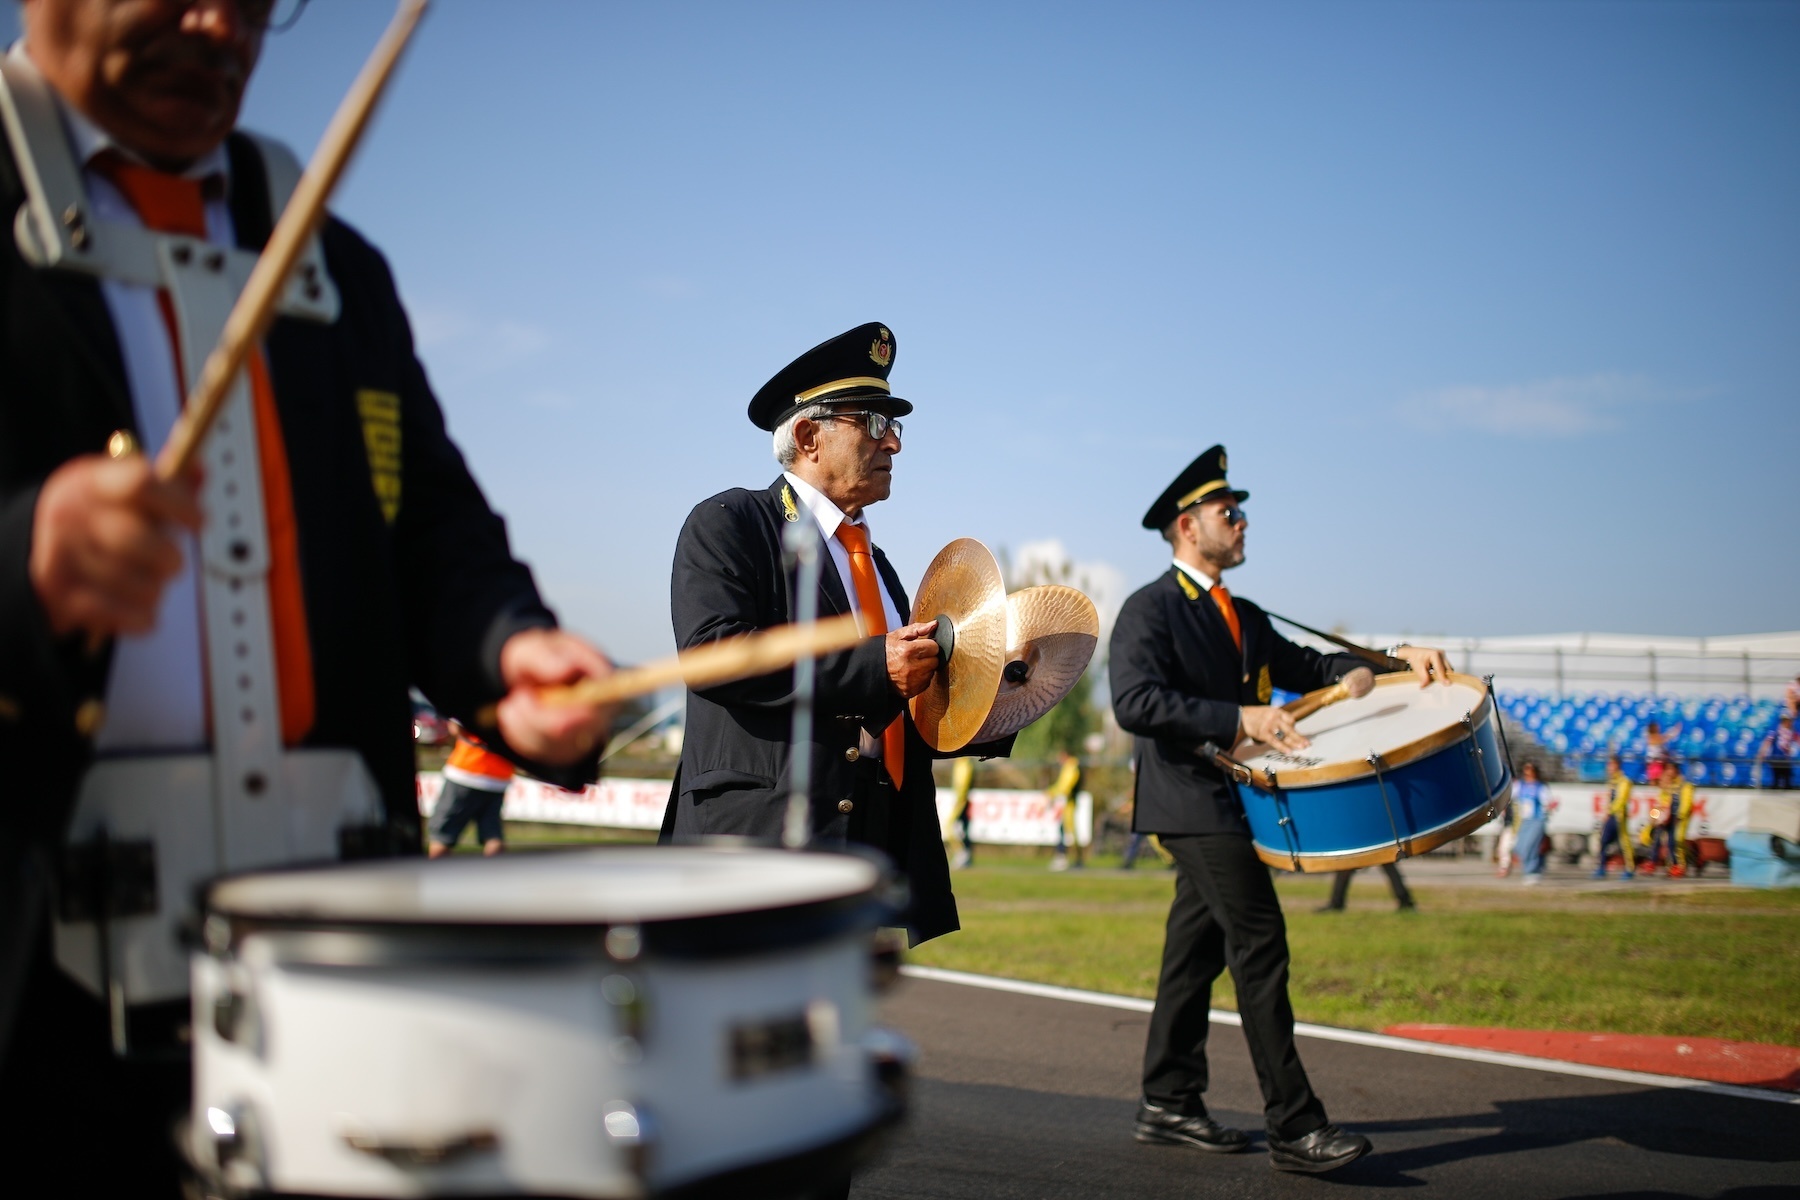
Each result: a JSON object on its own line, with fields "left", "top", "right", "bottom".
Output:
{"left": 1267, "top": 1124, "right": 1371, "bottom": 1173}
{"left": 1133, "top": 1101, "right": 1250, "bottom": 1153}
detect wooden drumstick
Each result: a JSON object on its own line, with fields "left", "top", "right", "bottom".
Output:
{"left": 475, "top": 613, "right": 866, "bottom": 725}
{"left": 1282, "top": 680, "right": 1350, "bottom": 723}
{"left": 154, "top": 0, "right": 431, "bottom": 481}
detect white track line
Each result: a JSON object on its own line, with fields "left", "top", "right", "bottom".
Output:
{"left": 898, "top": 965, "right": 1800, "bottom": 1107}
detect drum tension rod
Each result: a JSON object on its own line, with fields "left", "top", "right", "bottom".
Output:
{"left": 1367, "top": 752, "right": 1410, "bottom": 860}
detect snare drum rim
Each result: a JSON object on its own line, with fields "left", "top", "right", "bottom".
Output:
{"left": 1236, "top": 671, "right": 1495, "bottom": 790}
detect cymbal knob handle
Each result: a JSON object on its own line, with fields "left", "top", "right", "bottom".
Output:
{"left": 1003, "top": 660, "right": 1030, "bottom": 685}
{"left": 930, "top": 614, "right": 956, "bottom": 663}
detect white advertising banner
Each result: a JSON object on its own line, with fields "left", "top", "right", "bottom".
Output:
{"left": 418, "top": 774, "right": 1097, "bottom": 846}
{"left": 1473, "top": 782, "right": 1800, "bottom": 841}
{"left": 418, "top": 773, "right": 668, "bottom": 830}
{"left": 935, "top": 788, "right": 1093, "bottom": 847}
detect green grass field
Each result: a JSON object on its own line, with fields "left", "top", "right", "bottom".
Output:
{"left": 905, "top": 863, "right": 1800, "bottom": 1046}
{"left": 476, "top": 824, "right": 1800, "bottom": 1045}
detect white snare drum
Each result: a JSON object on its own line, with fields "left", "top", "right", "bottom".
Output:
{"left": 188, "top": 847, "right": 909, "bottom": 1198}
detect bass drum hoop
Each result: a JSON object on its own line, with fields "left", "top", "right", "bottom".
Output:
{"left": 1244, "top": 670, "right": 1496, "bottom": 790}
{"left": 1250, "top": 802, "right": 1498, "bottom": 873}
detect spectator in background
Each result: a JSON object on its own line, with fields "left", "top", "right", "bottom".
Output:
{"left": 1786, "top": 674, "right": 1800, "bottom": 719}
{"left": 1593, "top": 754, "right": 1637, "bottom": 880}
{"left": 947, "top": 756, "right": 977, "bottom": 868}
{"left": 1495, "top": 787, "right": 1518, "bottom": 877}
{"left": 1513, "top": 761, "right": 1556, "bottom": 885}
{"left": 1645, "top": 721, "right": 1671, "bottom": 784}
{"left": 1658, "top": 759, "right": 1697, "bottom": 877}
{"left": 429, "top": 727, "right": 517, "bottom": 858}
{"left": 1048, "top": 749, "right": 1086, "bottom": 871}
{"left": 1316, "top": 863, "right": 1416, "bottom": 913}
{"left": 1757, "top": 715, "right": 1796, "bottom": 791}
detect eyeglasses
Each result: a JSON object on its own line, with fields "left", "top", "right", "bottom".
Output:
{"left": 182, "top": 0, "right": 310, "bottom": 34}
{"left": 823, "top": 410, "right": 903, "bottom": 443}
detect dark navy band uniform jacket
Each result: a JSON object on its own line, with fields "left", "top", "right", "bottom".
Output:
{"left": 1109, "top": 567, "right": 1364, "bottom": 837}
{"left": 663, "top": 477, "right": 1011, "bottom": 944}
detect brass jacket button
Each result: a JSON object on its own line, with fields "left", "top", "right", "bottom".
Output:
{"left": 838, "top": 799, "right": 854, "bottom": 813}
{"left": 845, "top": 747, "right": 860, "bottom": 763}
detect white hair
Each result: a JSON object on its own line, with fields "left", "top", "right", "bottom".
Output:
{"left": 772, "top": 403, "right": 835, "bottom": 467}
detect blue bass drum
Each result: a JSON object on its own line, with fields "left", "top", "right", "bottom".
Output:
{"left": 1234, "top": 673, "right": 1513, "bottom": 872}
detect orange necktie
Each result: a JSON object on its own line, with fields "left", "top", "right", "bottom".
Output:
{"left": 834, "top": 522, "right": 905, "bottom": 788}
{"left": 96, "top": 154, "right": 315, "bottom": 745}
{"left": 1210, "top": 583, "right": 1243, "bottom": 652}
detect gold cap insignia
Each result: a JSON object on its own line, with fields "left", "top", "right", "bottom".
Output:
{"left": 870, "top": 328, "right": 893, "bottom": 368}
{"left": 1219, "top": 452, "right": 1227, "bottom": 471}
{"left": 781, "top": 483, "right": 799, "bottom": 523}
{"left": 1176, "top": 570, "right": 1200, "bottom": 600}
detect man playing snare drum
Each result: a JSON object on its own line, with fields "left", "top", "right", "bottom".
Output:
{"left": 0, "top": 2, "right": 615, "bottom": 1193}
{"left": 1109, "top": 445, "right": 1450, "bottom": 1175}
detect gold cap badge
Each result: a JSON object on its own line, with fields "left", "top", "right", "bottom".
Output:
{"left": 869, "top": 328, "right": 893, "bottom": 368}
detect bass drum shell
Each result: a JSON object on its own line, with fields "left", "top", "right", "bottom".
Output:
{"left": 1236, "top": 673, "right": 1512, "bottom": 872}
{"left": 189, "top": 846, "right": 905, "bottom": 1198}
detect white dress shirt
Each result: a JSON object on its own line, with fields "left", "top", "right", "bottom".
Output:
{"left": 24, "top": 53, "right": 233, "bottom": 753}
{"left": 783, "top": 471, "right": 905, "bottom": 753}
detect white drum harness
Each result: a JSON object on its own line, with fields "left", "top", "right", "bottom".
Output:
{"left": 0, "top": 56, "right": 386, "bottom": 1038}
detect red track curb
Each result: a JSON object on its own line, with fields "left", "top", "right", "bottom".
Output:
{"left": 1383, "top": 1025, "right": 1800, "bottom": 1092}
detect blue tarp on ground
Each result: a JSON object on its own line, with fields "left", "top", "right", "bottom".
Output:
{"left": 1726, "top": 831, "right": 1800, "bottom": 888}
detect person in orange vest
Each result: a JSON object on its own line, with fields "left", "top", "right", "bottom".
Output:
{"left": 430, "top": 726, "right": 518, "bottom": 857}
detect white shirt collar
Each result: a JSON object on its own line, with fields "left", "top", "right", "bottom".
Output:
{"left": 1171, "top": 558, "right": 1219, "bottom": 593}
{"left": 11, "top": 41, "right": 229, "bottom": 179}
{"left": 783, "top": 471, "right": 873, "bottom": 543}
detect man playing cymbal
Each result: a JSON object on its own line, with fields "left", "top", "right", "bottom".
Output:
{"left": 662, "top": 322, "right": 1009, "bottom": 947}
{"left": 1109, "top": 445, "right": 1449, "bottom": 1174}
{"left": 0, "top": 3, "right": 614, "bottom": 1192}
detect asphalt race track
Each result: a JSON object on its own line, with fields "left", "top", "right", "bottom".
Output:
{"left": 855, "top": 977, "right": 1800, "bottom": 1199}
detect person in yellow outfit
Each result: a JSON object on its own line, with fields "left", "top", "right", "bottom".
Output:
{"left": 1659, "top": 759, "right": 1697, "bottom": 877}
{"left": 1592, "top": 755, "right": 1636, "bottom": 879}
{"left": 1048, "top": 749, "right": 1086, "bottom": 871}
{"left": 430, "top": 727, "right": 517, "bottom": 858}
{"left": 946, "top": 756, "right": 977, "bottom": 868}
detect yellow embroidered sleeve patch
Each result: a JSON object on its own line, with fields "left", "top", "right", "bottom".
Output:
{"left": 356, "top": 389, "right": 402, "bottom": 524}
{"left": 1257, "top": 664, "right": 1273, "bottom": 703}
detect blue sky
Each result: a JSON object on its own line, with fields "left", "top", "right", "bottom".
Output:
{"left": 240, "top": 1, "right": 1798, "bottom": 665}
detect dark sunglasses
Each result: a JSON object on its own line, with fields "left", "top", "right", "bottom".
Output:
{"left": 1204, "top": 503, "right": 1246, "bottom": 526}
{"left": 823, "top": 410, "right": 903, "bottom": 442}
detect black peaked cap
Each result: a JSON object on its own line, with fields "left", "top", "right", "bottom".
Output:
{"left": 1141, "top": 444, "right": 1249, "bottom": 530}
{"left": 748, "top": 322, "right": 912, "bottom": 430}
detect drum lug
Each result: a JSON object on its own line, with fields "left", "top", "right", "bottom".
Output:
{"left": 603, "top": 1101, "right": 656, "bottom": 1181}
{"left": 864, "top": 1026, "right": 916, "bottom": 1106}
{"left": 870, "top": 930, "right": 905, "bottom": 993}
{"left": 602, "top": 971, "right": 647, "bottom": 1046}
{"left": 1367, "top": 752, "right": 1412, "bottom": 860}
{"left": 199, "top": 1102, "right": 266, "bottom": 1194}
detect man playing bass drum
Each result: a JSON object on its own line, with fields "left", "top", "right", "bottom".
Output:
{"left": 1108, "top": 444, "right": 1450, "bottom": 1174}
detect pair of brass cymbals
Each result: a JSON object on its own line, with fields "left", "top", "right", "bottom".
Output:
{"left": 908, "top": 539, "right": 1100, "bottom": 752}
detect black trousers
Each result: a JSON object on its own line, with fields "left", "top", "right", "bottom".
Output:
{"left": 1326, "top": 862, "right": 1415, "bottom": 910}
{"left": 0, "top": 936, "right": 190, "bottom": 1198}
{"left": 1142, "top": 833, "right": 1327, "bottom": 1141}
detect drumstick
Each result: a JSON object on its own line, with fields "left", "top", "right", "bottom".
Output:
{"left": 476, "top": 613, "right": 865, "bottom": 724}
{"left": 153, "top": 0, "right": 431, "bottom": 481}
{"left": 1281, "top": 680, "right": 1349, "bottom": 723}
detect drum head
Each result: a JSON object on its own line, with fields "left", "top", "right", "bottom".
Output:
{"left": 1237, "top": 672, "right": 1491, "bottom": 788}
{"left": 207, "top": 846, "right": 883, "bottom": 926}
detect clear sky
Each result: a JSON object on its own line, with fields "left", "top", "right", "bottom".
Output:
{"left": 238, "top": 1, "right": 1799, "bottom": 666}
